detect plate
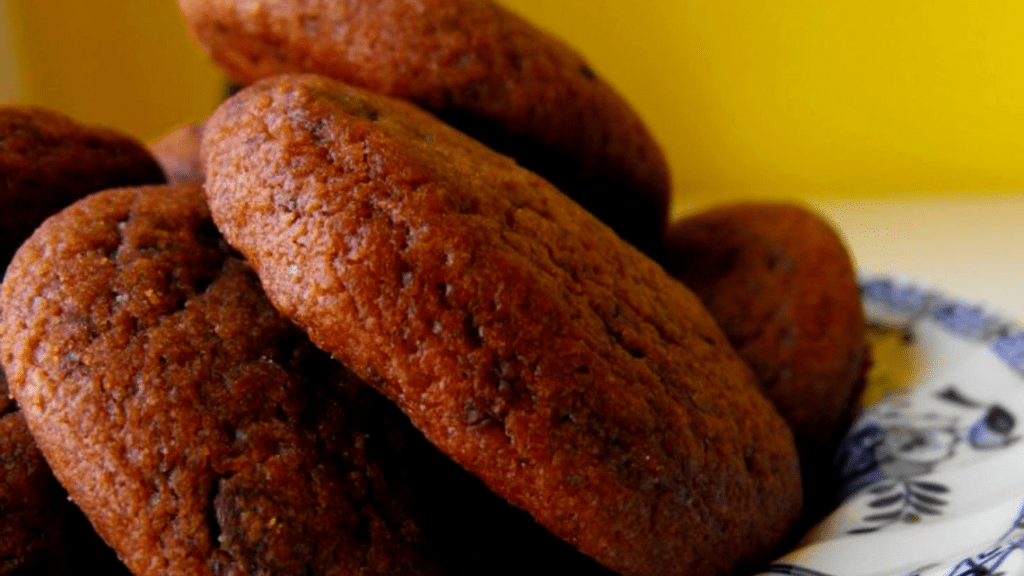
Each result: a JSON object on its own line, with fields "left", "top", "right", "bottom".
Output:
{"left": 763, "top": 275, "right": 1024, "bottom": 576}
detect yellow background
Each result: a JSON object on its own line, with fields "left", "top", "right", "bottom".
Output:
{"left": 2, "top": 0, "right": 1023, "bottom": 205}
{"left": 1, "top": 0, "right": 222, "bottom": 145}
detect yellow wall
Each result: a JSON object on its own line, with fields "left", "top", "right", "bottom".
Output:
{"left": 0, "top": 0, "right": 23, "bottom": 102}
{"left": 3, "top": 1, "right": 1023, "bottom": 203}
{"left": 4, "top": 0, "right": 223, "bottom": 142}
{"left": 502, "top": 0, "right": 1024, "bottom": 202}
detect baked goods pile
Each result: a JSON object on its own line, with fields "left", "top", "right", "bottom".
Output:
{"left": 0, "top": 2, "right": 867, "bottom": 575}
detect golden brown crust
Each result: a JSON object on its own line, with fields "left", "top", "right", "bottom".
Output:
{"left": 177, "top": 0, "right": 671, "bottom": 256}
{"left": 202, "top": 74, "right": 802, "bottom": 576}
{"left": 0, "top": 106, "right": 165, "bottom": 269}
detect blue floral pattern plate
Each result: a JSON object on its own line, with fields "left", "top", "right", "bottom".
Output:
{"left": 762, "top": 275, "right": 1024, "bottom": 576}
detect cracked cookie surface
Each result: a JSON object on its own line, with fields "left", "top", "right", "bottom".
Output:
{"left": 202, "top": 74, "right": 803, "bottom": 576}
{"left": 0, "top": 183, "right": 614, "bottom": 576}
{"left": 177, "top": 0, "right": 670, "bottom": 256}
{"left": 2, "top": 183, "right": 437, "bottom": 575}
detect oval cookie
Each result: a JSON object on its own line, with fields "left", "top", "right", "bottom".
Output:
{"left": 202, "top": 74, "right": 802, "bottom": 576}
{"left": 177, "top": 0, "right": 671, "bottom": 256}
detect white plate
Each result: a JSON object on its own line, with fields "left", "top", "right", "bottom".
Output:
{"left": 762, "top": 275, "right": 1024, "bottom": 576}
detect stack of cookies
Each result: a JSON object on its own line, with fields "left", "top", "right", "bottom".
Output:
{"left": 0, "top": 1, "right": 868, "bottom": 575}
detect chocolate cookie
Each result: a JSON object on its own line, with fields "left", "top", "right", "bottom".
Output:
{"left": 0, "top": 183, "right": 614, "bottom": 576}
{"left": 664, "top": 203, "right": 869, "bottom": 523}
{"left": 202, "top": 74, "right": 802, "bottom": 576}
{"left": 177, "top": 0, "right": 671, "bottom": 256}
{"left": 0, "top": 106, "right": 165, "bottom": 269}
{"left": 665, "top": 203, "right": 868, "bottom": 453}
{"left": 149, "top": 119, "right": 206, "bottom": 184}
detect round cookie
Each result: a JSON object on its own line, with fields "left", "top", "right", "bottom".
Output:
{"left": 1, "top": 371, "right": 131, "bottom": 575}
{"left": 0, "top": 183, "right": 614, "bottom": 576}
{"left": 664, "top": 203, "right": 868, "bottom": 454}
{"left": 202, "top": 74, "right": 802, "bottom": 576}
{"left": 664, "top": 203, "right": 869, "bottom": 523}
{"left": 149, "top": 119, "right": 206, "bottom": 184}
{"left": 0, "top": 106, "right": 165, "bottom": 269}
{"left": 177, "top": 0, "right": 671, "bottom": 256}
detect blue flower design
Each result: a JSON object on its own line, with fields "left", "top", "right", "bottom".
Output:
{"left": 837, "top": 415, "right": 959, "bottom": 502}
{"left": 838, "top": 385, "right": 1020, "bottom": 536}
{"left": 968, "top": 406, "right": 1018, "bottom": 450}
{"left": 835, "top": 422, "right": 886, "bottom": 499}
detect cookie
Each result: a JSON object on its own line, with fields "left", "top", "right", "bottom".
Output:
{"left": 177, "top": 0, "right": 671, "bottom": 256}
{"left": 202, "top": 74, "right": 802, "bottom": 576}
{"left": 149, "top": 119, "right": 206, "bottom": 184}
{"left": 1, "top": 183, "right": 447, "bottom": 575}
{"left": 0, "top": 106, "right": 165, "bottom": 269}
{"left": 0, "top": 183, "right": 614, "bottom": 576}
{"left": 664, "top": 203, "right": 869, "bottom": 523}
{"left": 664, "top": 203, "right": 868, "bottom": 452}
